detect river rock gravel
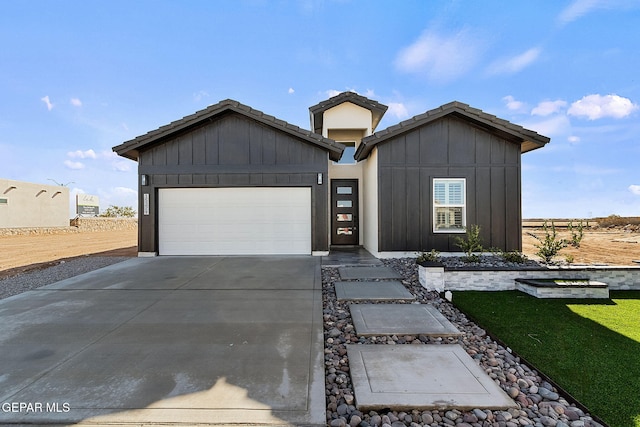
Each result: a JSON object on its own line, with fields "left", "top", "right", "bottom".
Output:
{"left": 323, "top": 258, "right": 605, "bottom": 427}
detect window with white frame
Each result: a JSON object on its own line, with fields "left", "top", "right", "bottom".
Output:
{"left": 433, "top": 178, "right": 466, "bottom": 233}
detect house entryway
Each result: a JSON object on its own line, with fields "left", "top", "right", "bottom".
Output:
{"left": 331, "top": 179, "right": 359, "bottom": 246}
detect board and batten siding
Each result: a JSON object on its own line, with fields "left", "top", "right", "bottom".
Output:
{"left": 376, "top": 115, "right": 522, "bottom": 252}
{"left": 136, "top": 112, "right": 329, "bottom": 254}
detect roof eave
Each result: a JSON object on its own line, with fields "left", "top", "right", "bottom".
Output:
{"left": 355, "top": 103, "right": 551, "bottom": 160}
{"left": 113, "top": 100, "right": 344, "bottom": 162}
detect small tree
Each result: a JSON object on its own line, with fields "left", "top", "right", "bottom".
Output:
{"left": 567, "top": 220, "right": 584, "bottom": 248}
{"left": 530, "top": 220, "right": 567, "bottom": 264}
{"left": 455, "top": 224, "right": 483, "bottom": 262}
{"left": 100, "top": 205, "right": 136, "bottom": 218}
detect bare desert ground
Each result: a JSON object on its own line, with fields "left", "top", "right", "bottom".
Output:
{"left": 0, "top": 226, "right": 638, "bottom": 280}
{"left": 522, "top": 227, "right": 640, "bottom": 266}
{"left": 0, "top": 229, "right": 137, "bottom": 279}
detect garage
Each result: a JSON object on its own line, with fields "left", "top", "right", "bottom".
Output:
{"left": 112, "top": 99, "right": 345, "bottom": 256}
{"left": 159, "top": 187, "right": 311, "bottom": 255}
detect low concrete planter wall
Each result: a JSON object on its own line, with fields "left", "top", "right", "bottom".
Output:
{"left": 70, "top": 217, "right": 138, "bottom": 232}
{"left": 418, "top": 265, "right": 640, "bottom": 291}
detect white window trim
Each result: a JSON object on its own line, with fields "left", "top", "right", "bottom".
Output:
{"left": 433, "top": 178, "right": 466, "bottom": 233}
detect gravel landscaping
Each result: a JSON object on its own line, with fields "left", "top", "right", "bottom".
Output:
{"left": 0, "top": 256, "right": 131, "bottom": 300}
{"left": 323, "top": 258, "right": 606, "bottom": 427}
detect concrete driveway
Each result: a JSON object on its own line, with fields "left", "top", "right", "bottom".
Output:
{"left": 0, "top": 256, "right": 325, "bottom": 426}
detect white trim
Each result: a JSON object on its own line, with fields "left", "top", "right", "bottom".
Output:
{"left": 312, "top": 251, "right": 330, "bottom": 256}
{"left": 433, "top": 178, "right": 466, "bottom": 233}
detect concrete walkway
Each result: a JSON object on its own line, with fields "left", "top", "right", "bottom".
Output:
{"left": 0, "top": 256, "right": 325, "bottom": 426}
{"left": 339, "top": 263, "right": 516, "bottom": 411}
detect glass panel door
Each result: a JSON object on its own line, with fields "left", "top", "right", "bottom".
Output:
{"left": 331, "top": 179, "right": 359, "bottom": 245}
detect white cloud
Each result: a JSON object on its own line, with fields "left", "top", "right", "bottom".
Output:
{"left": 487, "top": 47, "right": 541, "bottom": 75}
{"left": 395, "top": 28, "right": 485, "bottom": 83}
{"left": 629, "top": 185, "right": 640, "bottom": 196}
{"left": 325, "top": 89, "right": 342, "bottom": 98}
{"left": 64, "top": 160, "right": 85, "bottom": 170}
{"left": 363, "top": 89, "right": 376, "bottom": 98}
{"left": 68, "top": 149, "right": 97, "bottom": 159}
{"left": 41, "top": 95, "right": 54, "bottom": 111}
{"left": 113, "top": 160, "right": 132, "bottom": 172}
{"left": 556, "top": 0, "right": 637, "bottom": 25}
{"left": 532, "top": 100, "right": 567, "bottom": 116}
{"left": 522, "top": 115, "right": 571, "bottom": 138}
{"left": 288, "top": 88, "right": 295, "bottom": 94}
{"left": 193, "top": 90, "right": 209, "bottom": 102}
{"left": 98, "top": 186, "right": 138, "bottom": 211}
{"left": 568, "top": 135, "right": 581, "bottom": 144}
{"left": 70, "top": 98, "right": 82, "bottom": 107}
{"left": 568, "top": 94, "right": 638, "bottom": 120}
{"left": 558, "top": 0, "right": 600, "bottom": 24}
{"left": 113, "top": 186, "right": 137, "bottom": 195}
{"left": 387, "top": 102, "right": 409, "bottom": 119}
{"left": 503, "top": 95, "right": 526, "bottom": 112}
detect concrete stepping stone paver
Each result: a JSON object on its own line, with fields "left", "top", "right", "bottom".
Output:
{"left": 347, "top": 344, "right": 516, "bottom": 411}
{"left": 349, "top": 304, "right": 462, "bottom": 337}
{"left": 338, "top": 266, "right": 402, "bottom": 280}
{"left": 334, "top": 281, "right": 415, "bottom": 301}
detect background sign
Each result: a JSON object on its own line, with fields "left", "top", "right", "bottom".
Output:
{"left": 76, "top": 194, "right": 100, "bottom": 216}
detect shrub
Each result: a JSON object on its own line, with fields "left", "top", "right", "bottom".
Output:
{"left": 100, "top": 205, "right": 137, "bottom": 218}
{"left": 416, "top": 249, "right": 440, "bottom": 264}
{"left": 529, "top": 220, "right": 567, "bottom": 264}
{"left": 501, "top": 250, "right": 528, "bottom": 264}
{"left": 595, "top": 214, "right": 640, "bottom": 227}
{"left": 455, "top": 224, "right": 483, "bottom": 263}
{"left": 567, "top": 220, "right": 584, "bottom": 248}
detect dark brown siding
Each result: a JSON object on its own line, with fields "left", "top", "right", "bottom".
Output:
{"left": 137, "top": 112, "right": 329, "bottom": 253}
{"left": 377, "top": 115, "right": 522, "bottom": 252}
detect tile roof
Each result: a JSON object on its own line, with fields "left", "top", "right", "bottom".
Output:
{"left": 113, "top": 99, "right": 346, "bottom": 161}
{"left": 308, "top": 91, "right": 388, "bottom": 135}
{"left": 355, "top": 101, "right": 550, "bottom": 161}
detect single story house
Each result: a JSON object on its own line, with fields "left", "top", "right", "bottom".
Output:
{"left": 113, "top": 92, "right": 549, "bottom": 257}
{"left": 0, "top": 178, "right": 69, "bottom": 228}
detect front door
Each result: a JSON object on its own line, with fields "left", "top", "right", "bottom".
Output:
{"left": 331, "top": 179, "right": 359, "bottom": 245}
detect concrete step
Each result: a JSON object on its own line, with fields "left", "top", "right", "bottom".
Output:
{"left": 349, "top": 303, "right": 462, "bottom": 337}
{"left": 335, "top": 281, "right": 415, "bottom": 301}
{"left": 515, "top": 278, "right": 609, "bottom": 299}
{"left": 347, "top": 344, "right": 516, "bottom": 411}
{"left": 338, "top": 266, "right": 402, "bottom": 280}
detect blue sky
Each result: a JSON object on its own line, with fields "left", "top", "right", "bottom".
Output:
{"left": 1, "top": 0, "right": 639, "bottom": 218}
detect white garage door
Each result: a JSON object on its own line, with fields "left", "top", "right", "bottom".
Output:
{"left": 158, "top": 187, "right": 311, "bottom": 255}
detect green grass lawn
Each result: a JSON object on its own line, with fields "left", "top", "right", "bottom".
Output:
{"left": 452, "top": 290, "right": 640, "bottom": 427}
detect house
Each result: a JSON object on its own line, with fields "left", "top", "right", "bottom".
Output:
{"left": 0, "top": 178, "right": 69, "bottom": 228}
{"left": 113, "top": 92, "right": 549, "bottom": 257}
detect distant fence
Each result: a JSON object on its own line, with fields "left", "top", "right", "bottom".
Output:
{"left": 0, "top": 218, "right": 137, "bottom": 236}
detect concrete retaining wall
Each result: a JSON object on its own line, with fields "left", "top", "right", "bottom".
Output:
{"left": 419, "top": 265, "right": 640, "bottom": 292}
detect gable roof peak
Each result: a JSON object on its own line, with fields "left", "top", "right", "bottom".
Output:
{"left": 113, "top": 98, "right": 345, "bottom": 161}
{"left": 309, "top": 91, "right": 388, "bottom": 135}
{"left": 355, "top": 100, "right": 550, "bottom": 161}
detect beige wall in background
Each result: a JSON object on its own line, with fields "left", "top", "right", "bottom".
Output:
{"left": 0, "top": 179, "right": 70, "bottom": 228}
